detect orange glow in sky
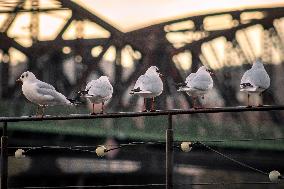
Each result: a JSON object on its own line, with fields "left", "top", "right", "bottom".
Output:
{"left": 75, "top": 0, "right": 284, "bottom": 32}
{"left": 1, "top": 0, "right": 284, "bottom": 68}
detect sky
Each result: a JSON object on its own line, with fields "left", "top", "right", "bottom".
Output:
{"left": 1, "top": 0, "right": 284, "bottom": 68}
{"left": 76, "top": 0, "right": 284, "bottom": 32}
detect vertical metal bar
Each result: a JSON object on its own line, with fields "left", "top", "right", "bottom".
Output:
{"left": 166, "top": 114, "right": 173, "bottom": 189}
{"left": 1, "top": 122, "right": 8, "bottom": 189}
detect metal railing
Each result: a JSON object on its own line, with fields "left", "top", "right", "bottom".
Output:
{"left": 1, "top": 105, "right": 284, "bottom": 189}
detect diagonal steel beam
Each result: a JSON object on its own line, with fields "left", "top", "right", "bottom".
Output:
{"left": 32, "top": 38, "right": 108, "bottom": 50}
{"left": 134, "top": 6, "right": 284, "bottom": 32}
{"left": 172, "top": 15, "right": 284, "bottom": 55}
{"left": 0, "top": 7, "right": 68, "bottom": 14}
{"left": 60, "top": 0, "right": 123, "bottom": 36}
{"left": 0, "top": 0, "right": 25, "bottom": 32}
{"left": 75, "top": 39, "right": 113, "bottom": 89}
{"left": 0, "top": 33, "right": 29, "bottom": 55}
{"left": 55, "top": 14, "right": 74, "bottom": 40}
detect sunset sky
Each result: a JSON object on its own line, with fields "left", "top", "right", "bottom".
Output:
{"left": 1, "top": 0, "right": 284, "bottom": 68}
{"left": 76, "top": 0, "right": 284, "bottom": 32}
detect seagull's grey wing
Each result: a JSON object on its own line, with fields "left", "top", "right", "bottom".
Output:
{"left": 36, "top": 81, "right": 56, "bottom": 90}
{"left": 240, "top": 69, "right": 252, "bottom": 84}
{"left": 85, "top": 80, "right": 96, "bottom": 91}
{"left": 132, "top": 74, "right": 163, "bottom": 95}
{"left": 241, "top": 68, "right": 270, "bottom": 89}
{"left": 91, "top": 79, "right": 113, "bottom": 98}
{"left": 133, "top": 75, "right": 147, "bottom": 91}
{"left": 35, "top": 81, "right": 56, "bottom": 100}
{"left": 36, "top": 82, "right": 70, "bottom": 104}
{"left": 250, "top": 69, "right": 270, "bottom": 89}
{"left": 143, "top": 75, "right": 163, "bottom": 93}
{"left": 190, "top": 73, "right": 213, "bottom": 91}
{"left": 185, "top": 73, "right": 196, "bottom": 84}
{"left": 36, "top": 88, "right": 55, "bottom": 101}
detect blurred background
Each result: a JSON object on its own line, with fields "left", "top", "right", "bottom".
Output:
{"left": 1, "top": 0, "right": 284, "bottom": 188}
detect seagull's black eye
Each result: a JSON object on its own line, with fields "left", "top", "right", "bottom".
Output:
{"left": 21, "top": 75, "right": 24, "bottom": 78}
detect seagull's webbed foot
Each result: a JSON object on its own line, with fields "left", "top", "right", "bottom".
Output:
{"left": 246, "top": 94, "right": 252, "bottom": 108}
{"left": 191, "top": 96, "right": 202, "bottom": 109}
{"left": 36, "top": 114, "right": 44, "bottom": 118}
{"left": 35, "top": 106, "right": 45, "bottom": 118}
{"left": 193, "top": 106, "right": 204, "bottom": 110}
{"left": 258, "top": 93, "right": 263, "bottom": 107}
{"left": 99, "top": 111, "right": 106, "bottom": 114}
{"left": 100, "top": 102, "right": 105, "bottom": 114}
{"left": 142, "top": 98, "right": 147, "bottom": 112}
{"left": 90, "top": 112, "right": 97, "bottom": 115}
{"left": 150, "top": 98, "right": 156, "bottom": 112}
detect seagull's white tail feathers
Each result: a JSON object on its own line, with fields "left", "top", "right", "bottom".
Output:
{"left": 240, "top": 87, "right": 258, "bottom": 92}
{"left": 131, "top": 91, "right": 152, "bottom": 95}
{"left": 66, "top": 98, "right": 81, "bottom": 106}
{"left": 177, "top": 87, "right": 191, "bottom": 92}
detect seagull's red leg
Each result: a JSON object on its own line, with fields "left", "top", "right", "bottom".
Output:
{"left": 193, "top": 96, "right": 202, "bottom": 109}
{"left": 36, "top": 106, "right": 40, "bottom": 116}
{"left": 247, "top": 94, "right": 252, "bottom": 107}
{"left": 142, "top": 98, "right": 147, "bottom": 112}
{"left": 101, "top": 102, "right": 104, "bottom": 114}
{"left": 247, "top": 94, "right": 249, "bottom": 106}
{"left": 150, "top": 97, "right": 155, "bottom": 112}
{"left": 200, "top": 95, "right": 205, "bottom": 109}
{"left": 258, "top": 93, "right": 263, "bottom": 107}
{"left": 192, "top": 96, "right": 196, "bottom": 109}
{"left": 91, "top": 103, "right": 96, "bottom": 115}
{"left": 38, "top": 105, "right": 45, "bottom": 118}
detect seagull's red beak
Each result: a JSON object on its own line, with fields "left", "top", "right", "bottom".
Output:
{"left": 16, "top": 78, "right": 22, "bottom": 83}
{"left": 208, "top": 70, "right": 214, "bottom": 76}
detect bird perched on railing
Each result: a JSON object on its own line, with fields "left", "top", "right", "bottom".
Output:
{"left": 240, "top": 59, "right": 270, "bottom": 107}
{"left": 130, "top": 66, "right": 163, "bottom": 112}
{"left": 79, "top": 76, "right": 113, "bottom": 115}
{"left": 17, "top": 71, "right": 73, "bottom": 117}
{"left": 177, "top": 66, "right": 214, "bottom": 109}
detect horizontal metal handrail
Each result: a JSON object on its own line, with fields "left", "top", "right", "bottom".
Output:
{"left": 0, "top": 105, "right": 284, "bottom": 123}
{"left": 2, "top": 105, "right": 284, "bottom": 189}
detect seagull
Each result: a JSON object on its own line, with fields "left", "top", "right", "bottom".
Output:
{"left": 17, "top": 71, "right": 72, "bottom": 117}
{"left": 130, "top": 66, "right": 163, "bottom": 112}
{"left": 177, "top": 66, "right": 213, "bottom": 108}
{"left": 79, "top": 76, "right": 113, "bottom": 115}
{"left": 240, "top": 59, "right": 270, "bottom": 107}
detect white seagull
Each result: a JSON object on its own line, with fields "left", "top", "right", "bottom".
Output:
{"left": 240, "top": 59, "right": 270, "bottom": 107}
{"left": 177, "top": 66, "right": 213, "bottom": 108}
{"left": 79, "top": 76, "right": 113, "bottom": 115}
{"left": 17, "top": 71, "right": 72, "bottom": 117}
{"left": 130, "top": 66, "right": 163, "bottom": 112}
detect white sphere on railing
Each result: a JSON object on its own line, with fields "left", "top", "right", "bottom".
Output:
{"left": 15, "top": 149, "right": 25, "bottom": 158}
{"left": 96, "top": 146, "right": 107, "bottom": 157}
{"left": 181, "top": 142, "right": 192, "bottom": 152}
{"left": 269, "top": 170, "right": 281, "bottom": 182}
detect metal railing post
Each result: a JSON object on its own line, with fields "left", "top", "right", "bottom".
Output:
{"left": 166, "top": 114, "right": 173, "bottom": 189}
{"left": 1, "top": 122, "right": 8, "bottom": 189}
